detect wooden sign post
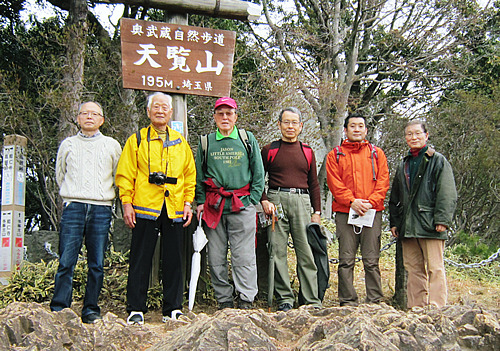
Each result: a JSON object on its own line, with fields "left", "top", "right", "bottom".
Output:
{"left": 121, "top": 16, "right": 237, "bottom": 137}
{"left": 0, "top": 135, "right": 27, "bottom": 285}
{"left": 119, "top": 0, "right": 261, "bottom": 289}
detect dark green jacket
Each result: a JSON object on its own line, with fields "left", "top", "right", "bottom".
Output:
{"left": 389, "top": 147, "right": 457, "bottom": 240}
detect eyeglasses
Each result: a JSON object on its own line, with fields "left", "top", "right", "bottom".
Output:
{"left": 79, "top": 111, "right": 102, "bottom": 118}
{"left": 405, "top": 131, "right": 425, "bottom": 138}
{"left": 151, "top": 104, "right": 171, "bottom": 112}
{"left": 281, "top": 120, "right": 301, "bottom": 126}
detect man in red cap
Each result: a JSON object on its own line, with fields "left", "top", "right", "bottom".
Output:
{"left": 195, "top": 97, "right": 265, "bottom": 310}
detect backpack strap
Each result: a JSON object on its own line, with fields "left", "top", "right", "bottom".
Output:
{"left": 368, "top": 143, "right": 378, "bottom": 181}
{"left": 300, "top": 142, "right": 313, "bottom": 171}
{"left": 333, "top": 145, "right": 345, "bottom": 162}
{"left": 136, "top": 130, "right": 141, "bottom": 148}
{"left": 238, "top": 129, "right": 252, "bottom": 156}
{"left": 200, "top": 134, "right": 209, "bottom": 174}
{"left": 267, "top": 140, "right": 281, "bottom": 163}
{"left": 368, "top": 143, "right": 378, "bottom": 159}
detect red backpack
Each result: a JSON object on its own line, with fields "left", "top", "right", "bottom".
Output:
{"left": 266, "top": 140, "right": 313, "bottom": 170}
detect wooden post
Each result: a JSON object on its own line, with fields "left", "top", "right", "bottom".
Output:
{"left": 393, "top": 239, "right": 407, "bottom": 309}
{"left": 0, "top": 135, "right": 27, "bottom": 285}
{"left": 149, "top": 12, "right": 190, "bottom": 288}
{"left": 166, "top": 12, "right": 189, "bottom": 139}
{"left": 106, "top": 0, "right": 261, "bottom": 21}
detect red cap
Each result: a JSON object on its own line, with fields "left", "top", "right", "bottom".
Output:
{"left": 214, "top": 97, "right": 237, "bottom": 110}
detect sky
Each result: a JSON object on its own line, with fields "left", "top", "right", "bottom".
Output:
{"left": 21, "top": 0, "right": 125, "bottom": 34}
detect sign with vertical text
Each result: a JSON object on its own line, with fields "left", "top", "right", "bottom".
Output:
{"left": 1, "top": 135, "right": 27, "bottom": 281}
{"left": 120, "top": 18, "right": 236, "bottom": 97}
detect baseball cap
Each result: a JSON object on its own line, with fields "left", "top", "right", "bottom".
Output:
{"left": 214, "top": 97, "right": 237, "bottom": 110}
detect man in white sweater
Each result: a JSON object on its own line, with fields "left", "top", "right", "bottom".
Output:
{"left": 50, "top": 101, "right": 122, "bottom": 324}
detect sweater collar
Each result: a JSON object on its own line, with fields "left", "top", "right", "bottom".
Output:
{"left": 78, "top": 131, "right": 101, "bottom": 138}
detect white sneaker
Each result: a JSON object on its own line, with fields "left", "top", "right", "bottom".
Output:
{"left": 127, "top": 311, "right": 144, "bottom": 325}
{"left": 162, "top": 309, "right": 183, "bottom": 322}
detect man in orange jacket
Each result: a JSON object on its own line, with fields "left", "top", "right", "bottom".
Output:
{"left": 326, "top": 113, "right": 390, "bottom": 306}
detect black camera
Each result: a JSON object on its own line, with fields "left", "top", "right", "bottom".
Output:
{"left": 148, "top": 172, "right": 178, "bottom": 186}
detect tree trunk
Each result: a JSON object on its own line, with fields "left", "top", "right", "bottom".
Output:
{"left": 58, "top": 0, "right": 88, "bottom": 142}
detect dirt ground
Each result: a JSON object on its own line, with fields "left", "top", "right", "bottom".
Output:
{"left": 92, "top": 244, "right": 499, "bottom": 327}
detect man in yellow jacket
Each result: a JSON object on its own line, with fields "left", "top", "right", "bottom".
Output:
{"left": 115, "top": 92, "right": 196, "bottom": 325}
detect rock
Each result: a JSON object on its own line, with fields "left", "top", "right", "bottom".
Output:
{"left": 0, "top": 302, "right": 498, "bottom": 350}
{"left": 458, "top": 323, "right": 479, "bottom": 336}
{"left": 24, "top": 230, "right": 59, "bottom": 263}
{"left": 473, "top": 312, "right": 500, "bottom": 334}
{"left": 0, "top": 302, "right": 161, "bottom": 350}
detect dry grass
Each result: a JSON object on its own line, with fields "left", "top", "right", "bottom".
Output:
{"left": 283, "top": 229, "right": 499, "bottom": 311}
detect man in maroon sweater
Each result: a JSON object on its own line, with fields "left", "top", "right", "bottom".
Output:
{"left": 261, "top": 107, "right": 322, "bottom": 311}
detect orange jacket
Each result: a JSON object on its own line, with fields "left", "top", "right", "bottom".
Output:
{"left": 326, "top": 140, "right": 389, "bottom": 213}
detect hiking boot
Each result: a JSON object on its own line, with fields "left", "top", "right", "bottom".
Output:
{"left": 238, "top": 299, "right": 253, "bottom": 310}
{"left": 126, "top": 311, "right": 144, "bottom": 325}
{"left": 162, "top": 309, "right": 183, "bottom": 322}
{"left": 277, "top": 303, "right": 293, "bottom": 312}
{"left": 82, "top": 313, "right": 102, "bottom": 324}
{"left": 218, "top": 301, "right": 234, "bottom": 310}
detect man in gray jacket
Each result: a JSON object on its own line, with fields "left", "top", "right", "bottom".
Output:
{"left": 389, "top": 120, "right": 457, "bottom": 309}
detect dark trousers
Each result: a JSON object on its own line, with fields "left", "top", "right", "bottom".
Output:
{"left": 335, "top": 211, "right": 384, "bottom": 306}
{"left": 126, "top": 205, "right": 184, "bottom": 316}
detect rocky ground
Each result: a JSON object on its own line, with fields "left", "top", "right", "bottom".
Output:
{"left": 0, "top": 301, "right": 499, "bottom": 350}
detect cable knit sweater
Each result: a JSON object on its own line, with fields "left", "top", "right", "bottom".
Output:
{"left": 56, "top": 132, "right": 122, "bottom": 206}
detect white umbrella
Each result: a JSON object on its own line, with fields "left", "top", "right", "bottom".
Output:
{"left": 188, "top": 215, "right": 208, "bottom": 311}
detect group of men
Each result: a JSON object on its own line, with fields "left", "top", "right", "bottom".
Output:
{"left": 50, "top": 92, "right": 457, "bottom": 325}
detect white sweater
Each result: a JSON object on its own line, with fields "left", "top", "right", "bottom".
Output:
{"left": 56, "top": 132, "right": 122, "bottom": 206}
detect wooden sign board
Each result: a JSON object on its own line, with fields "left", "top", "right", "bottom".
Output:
{"left": 121, "top": 18, "right": 236, "bottom": 97}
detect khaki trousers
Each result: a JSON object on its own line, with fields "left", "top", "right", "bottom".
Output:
{"left": 267, "top": 190, "right": 321, "bottom": 308}
{"left": 402, "top": 238, "right": 447, "bottom": 308}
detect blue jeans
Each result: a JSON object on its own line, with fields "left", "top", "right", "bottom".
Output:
{"left": 50, "top": 202, "right": 111, "bottom": 317}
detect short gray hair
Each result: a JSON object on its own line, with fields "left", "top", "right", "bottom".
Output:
{"left": 405, "top": 119, "right": 428, "bottom": 133}
{"left": 78, "top": 101, "right": 103, "bottom": 116}
{"left": 279, "top": 107, "right": 302, "bottom": 121}
{"left": 147, "top": 92, "right": 172, "bottom": 109}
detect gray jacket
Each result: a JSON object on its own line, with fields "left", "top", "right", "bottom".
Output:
{"left": 389, "top": 147, "right": 457, "bottom": 240}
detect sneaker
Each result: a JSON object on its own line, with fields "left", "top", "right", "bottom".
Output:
{"left": 238, "top": 299, "right": 253, "bottom": 310}
{"left": 218, "top": 301, "right": 234, "bottom": 310}
{"left": 82, "top": 313, "right": 102, "bottom": 324}
{"left": 162, "top": 309, "right": 183, "bottom": 322}
{"left": 277, "top": 303, "right": 293, "bottom": 312}
{"left": 126, "top": 311, "right": 144, "bottom": 325}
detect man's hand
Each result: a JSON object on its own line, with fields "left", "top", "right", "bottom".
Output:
{"left": 435, "top": 224, "right": 447, "bottom": 232}
{"left": 261, "top": 200, "right": 276, "bottom": 216}
{"left": 351, "top": 199, "right": 372, "bottom": 216}
{"left": 311, "top": 213, "right": 321, "bottom": 224}
{"left": 390, "top": 226, "right": 399, "bottom": 238}
{"left": 183, "top": 205, "right": 193, "bottom": 227}
{"left": 123, "top": 203, "right": 136, "bottom": 229}
{"left": 196, "top": 204, "right": 204, "bottom": 222}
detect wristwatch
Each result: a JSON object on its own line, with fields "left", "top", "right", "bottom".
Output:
{"left": 184, "top": 202, "right": 192, "bottom": 208}
{"left": 314, "top": 211, "right": 321, "bottom": 215}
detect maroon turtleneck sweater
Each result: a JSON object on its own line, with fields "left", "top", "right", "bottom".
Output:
{"left": 261, "top": 140, "right": 321, "bottom": 212}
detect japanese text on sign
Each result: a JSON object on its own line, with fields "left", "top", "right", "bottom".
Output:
{"left": 121, "top": 18, "right": 236, "bottom": 98}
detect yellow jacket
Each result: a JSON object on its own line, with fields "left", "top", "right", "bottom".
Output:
{"left": 115, "top": 125, "right": 196, "bottom": 221}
